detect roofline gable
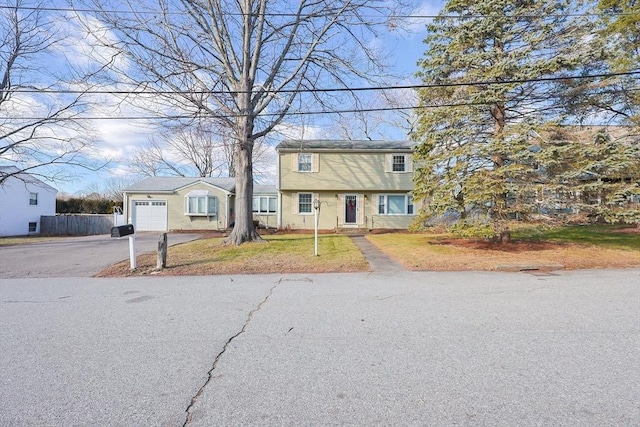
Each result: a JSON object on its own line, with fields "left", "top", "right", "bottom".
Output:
{"left": 174, "top": 179, "right": 235, "bottom": 194}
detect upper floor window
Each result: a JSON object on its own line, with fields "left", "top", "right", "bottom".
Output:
{"left": 298, "top": 153, "right": 312, "bottom": 172}
{"left": 29, "top": 192, "right": 38, "bottom": 205}
{"left": 385, "top": 153, "right": 412, "bottom": 173}
{"left": 253, "top": 196, "right": 277, "bottom": 214}
{"left": 378, "top": 194, "right": 414, "bottom": 215}
{"left": 185, "top": 191, "right": 217, "bottom": 216}
{"left": 392, "top": 155, "right": 406, "bottom": 172}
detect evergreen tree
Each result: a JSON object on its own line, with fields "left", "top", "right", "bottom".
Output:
{"left": 532, "top": 126, "right": 640, "bottom": 224}
{"left": 412, "top": 0, "right": 593, "bottom": 240}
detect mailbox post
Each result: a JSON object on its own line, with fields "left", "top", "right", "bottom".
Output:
{"left": 111, "top": 224, "right": 136, "bottom": 269}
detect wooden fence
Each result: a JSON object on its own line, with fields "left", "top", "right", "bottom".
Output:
{"left": 40, "top": 214, "right": 122, "bottom": 236}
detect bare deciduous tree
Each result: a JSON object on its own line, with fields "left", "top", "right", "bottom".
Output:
{"left": 127, "top": 120, "right": 274, "bottom": 181}
{"left": 0, "top": 0, "right": 102, "bottom": 185}
{"left": 321, "top": 88, "right": 418, "bottom": 141}
{"left": 76, "top": 0, "right": 409, "bottom": 245}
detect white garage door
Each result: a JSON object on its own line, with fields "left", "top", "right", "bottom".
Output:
{"left": 132, "top": 200, "right": 167, "bottom": 231}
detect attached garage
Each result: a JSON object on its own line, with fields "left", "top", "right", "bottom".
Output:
{"left": 132, "top": 200, "right": 167, "bottom": 231}
{"left": 124, "top": 177, "right": 265, "bottom": 231}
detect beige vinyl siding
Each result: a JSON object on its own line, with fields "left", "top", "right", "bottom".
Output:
{"left": 174, "top": 183, "right": 229, "bottom": 230}
{"left": 280, "top": 151, "right": 414, "bottom": 191}
{"left": 280, "top": 191, "right": 419, "bottom": 231}
{"left": 370, "top": 214, "right": 415, "bottom": 230}
{"left": 280, "top": 191, "right": 339, "bottom": 230}
{"left": 128, "top": 183, "right": 231, "bottom": 231}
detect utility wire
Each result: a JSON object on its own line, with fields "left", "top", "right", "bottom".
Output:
{"left": 10, "top": 71, "right": 640, "bottom": 95}
{"left": 4, "top": 87, "right": 639, "bottom": 121}
{"left": 0, "top": 4, "right": 635, "bottom": 19}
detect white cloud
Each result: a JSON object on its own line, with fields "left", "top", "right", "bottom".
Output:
{"left": 51, "top": 12, "right": 129, "bottom": 76}
{"left": 403, "top": 1, "right": 444, "bottom": 34}
{"left": 273, "top": 122, "right": 324, "bottom": 141}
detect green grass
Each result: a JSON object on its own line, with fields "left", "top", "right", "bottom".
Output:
{"left": 512, "top": 224, "right": 640, "bottom": 251}
{"left": 97, "top": 233, "right": 369, "bottom": 276}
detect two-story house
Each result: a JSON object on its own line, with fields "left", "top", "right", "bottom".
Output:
{"left": 276, "top": 140, "right": 417, "bottom": 231}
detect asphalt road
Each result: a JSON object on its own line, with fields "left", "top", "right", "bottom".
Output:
{"left": 1, "top": 269, "right": 639, "bottom": 426}
{"left": 0, "top": 232, "right": 201, "bottom": 278}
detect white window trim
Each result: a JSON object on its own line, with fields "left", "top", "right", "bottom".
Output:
{"left": 293, "top": 153, "right": 319, "bottom": 173}
{"left": 29, "top": 192, "right": 38, "bottom": 206}
{"left": 392, "top": 154, "right": 406, "bottom": 172}
{"left": 184, "top": 190, "right": 218, "bottom": 217}
{"left": 385, "top": 153, "right": 413, "bottom": 173}
{"left": 297, "top": 192, "right": 314, "bottom": 215}
{"left": 298, "top": 153, "right": 312, "bottom": 172}
{"left": 377, "top": 194, "right": 415, "bottom": 216}
{"left": 253, "top": 195, "right": 277, "bottom": 215}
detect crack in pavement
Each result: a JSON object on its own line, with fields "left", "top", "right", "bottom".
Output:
{"left": 182, "top": 282, "right": 279, "bottom": 426}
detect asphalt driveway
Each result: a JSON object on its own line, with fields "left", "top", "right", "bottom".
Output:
{"left": 0, "top": 232, "right": 202, "bottom": 278}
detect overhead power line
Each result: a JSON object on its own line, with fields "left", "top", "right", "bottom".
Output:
{"left": 3, "top": 87, "right": 639, "bottom": 121}
{"left": 0, "top": 4, "right": 635, "bottom": 19}
{"left": 11, "top": 71, "right": 640, "bottom": 96}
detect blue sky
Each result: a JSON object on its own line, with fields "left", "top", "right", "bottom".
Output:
{"left": 6, "top": 1, "right": 445, "bottom": 195}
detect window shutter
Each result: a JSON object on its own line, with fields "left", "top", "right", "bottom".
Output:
{"left": 358, "top": 194, "right": 365, "bottom": 225}
{"left": 292, "top": 153, "right": 298, "bottom": 172}
{"left": 312, "top": 153, "right": 319, "bottom": 173}
{"left": 337, "top": 194, "right": 344, "bottom": 225}
{"left": 384, "top": 154, "right": 392, "bottom": 173}
{"left": 406, "top": 155, "right": 414, "bottom": 173}
{"left": 291, "top": 192, "right": 298, "bottom": 214}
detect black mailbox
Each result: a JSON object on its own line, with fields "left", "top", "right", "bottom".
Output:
{"left": 111, "top": 224, "right": 135, "bottom": 238}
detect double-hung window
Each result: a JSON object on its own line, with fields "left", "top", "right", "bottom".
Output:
{"left": 298, "top": 153, "right": 312, "bottom": 172}
{"left": 185, "top": 191, "right": 218, "bottom": 216}
{"left": 298, "top": 193, "right": 313, "bottom": 214}
{"left": 253, "top": 196, "right": 277, "bottom": 214}
{"left": 378, "top": 194, "right": 414, "bottom": 215}
{"left": 385, "top": 153, "right": 412, "bottom": 173}
{"left": 392, "top": 155, "right": 406, "bottom": 172}
{"left": 29, "top": 192, "right": 38, "bottom": 205}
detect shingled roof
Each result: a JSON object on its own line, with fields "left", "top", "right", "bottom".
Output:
{"left": 276, "top": 139, "right": 414, "bottom": 151}
{"left": 124, "top": 176, "right": 236, "bottom": 193}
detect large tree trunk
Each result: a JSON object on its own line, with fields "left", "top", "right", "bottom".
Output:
{"left": 491, "top": 95, "right": 510, "bottom": 243}
{"left": 224, "top": 116, "right": 264, "bottom": 245}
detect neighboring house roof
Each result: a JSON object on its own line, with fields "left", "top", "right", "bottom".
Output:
{"left": 254, "top": 184, "right": 277, "bottom": 194}
{"left": 124, "top": 176, "right": 236, "bottom": 193}
{"left": 0, "top": 166, "right": 58, "bottom": 192}
{"left": 276, "top": 139, "right": 414, "bottom": 151}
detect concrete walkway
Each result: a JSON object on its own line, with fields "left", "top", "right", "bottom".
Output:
{"left": 349, "top": 235, "right": 405, "bottom": 272}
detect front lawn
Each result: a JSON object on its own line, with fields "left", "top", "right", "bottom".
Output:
{"left": 95, "top": 234, "right": 369, "bottom": 276}
{"left": 367, "top": 225, "right": 640, "bottom": 271}
{"left": 512, "top": 224, "right": 640, "bottom": 251}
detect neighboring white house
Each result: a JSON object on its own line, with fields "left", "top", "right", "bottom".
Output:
{"left": 0, "top": 166, "right": 58, "bottom": 236}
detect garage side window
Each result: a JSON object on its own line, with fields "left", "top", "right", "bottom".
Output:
{"left": 185, "top": 194, "right": 218, "bottom": 216}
